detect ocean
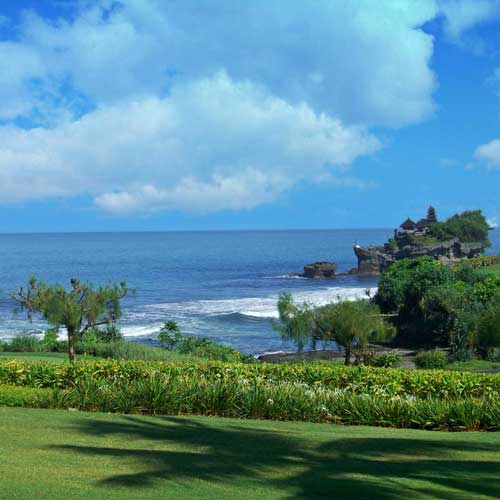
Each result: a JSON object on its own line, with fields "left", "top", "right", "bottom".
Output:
{"left": 1, "top": 228, "right": 499, "bottom": 355}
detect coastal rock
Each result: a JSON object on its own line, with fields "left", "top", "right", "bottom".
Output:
{"left": 303, "top": 261, "right": 337, "bottom": 279}
{"left": 354, "top": 238, "right": 484, "bottom": 275}
{"left": 353, "top": 246, "right": 395, "bottom": 275}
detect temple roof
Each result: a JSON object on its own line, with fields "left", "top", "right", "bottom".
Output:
{"left": 400, "top": 218, "right": 416, "bottom": 230}
{"left": 415, "top": 218, "right": 428, "bottom": 229}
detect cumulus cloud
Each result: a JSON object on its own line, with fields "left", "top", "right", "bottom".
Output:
{"left": 0, "top": 73, "right": 379, "bottom": 212}
{"left": 439, "top": 0, "right": 500, "bottom": 40}
{"left": 1, "top": 0, "right": 495, "bottom": 215}
{"left": 473, "top": 138, "right": 500, "bottom": 168}
{"left": 6, "top": 0, "right": 438, "bottom": 127}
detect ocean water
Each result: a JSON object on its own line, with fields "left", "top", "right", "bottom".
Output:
{"left": 0, "top": 228, "right": 498, "bottom": 354}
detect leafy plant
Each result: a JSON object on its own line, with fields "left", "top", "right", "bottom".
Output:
{"left": 372, "top": 353, "right": 402, "bottom": 368}
{"left": 158, "top": 321, "right": 183, "bottom": 350}
{"left": 13, "top": 277, "right": 127, "bottom": 362}
{"left": 415, "top": 350, "right": 448, "bottom": 369}
{"left": 275, "top": 294, "right": 394, "bottom": 365}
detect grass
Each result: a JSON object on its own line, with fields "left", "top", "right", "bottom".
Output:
{"left": 2, "top": 407, "right": 500, "bottom": 499}
{"left": 446, "top": 360, "right": 500, "bottom": 372}
{"left": 479, "top": 263, "right": 500, "bottom": 276}
{"left": 0, "top": 352, "right": 72, "bottom": 363}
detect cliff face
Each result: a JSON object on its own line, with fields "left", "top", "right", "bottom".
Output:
{"left": 354, "top": 238, "right": 484, "bottom": 275}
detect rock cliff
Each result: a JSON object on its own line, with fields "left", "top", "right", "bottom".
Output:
{"left": 354, "top": 238, "right": 484, "bottom": 275}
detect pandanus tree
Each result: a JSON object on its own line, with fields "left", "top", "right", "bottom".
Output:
{"left": 14, "top": 277, "right": 127, "bottom": 362}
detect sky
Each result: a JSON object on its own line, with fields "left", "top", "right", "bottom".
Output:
{"left": 0, "top": 0, "right": 499, "bottom": 232}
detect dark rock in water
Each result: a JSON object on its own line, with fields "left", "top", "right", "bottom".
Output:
{"left": 303, "top": 261, "right": 337, "bottom": 279}
{"left": 353, "top": 238, "right": 484, "bottom": 275}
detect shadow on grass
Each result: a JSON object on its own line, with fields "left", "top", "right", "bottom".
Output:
{"left": 52, "top": 416, "right": 500, "bottom": 499}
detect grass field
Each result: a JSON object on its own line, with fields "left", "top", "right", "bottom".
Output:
{"left": 0, "top": 352, "right": 71, "bottom": 363}
{"left": 1, "top": 407, "right": 500, "bottom": 499}
{"left": 479, "top": 263, "right": 500, "bottom": 276}
{"left": 446, "top": 360, "right": 500, "bottom": 371}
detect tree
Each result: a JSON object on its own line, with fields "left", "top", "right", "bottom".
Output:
{"left": 427, "top": 210, "right": 490, "bottom": 246}
{"left": 14, "top": 277, "right": 127, "bottom": 362}
{"left": 275, "top": 294, "right": 394, "bottom": 365}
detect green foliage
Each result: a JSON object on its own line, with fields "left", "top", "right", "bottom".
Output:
{"left": 0, "top": 384, "right": 54, "bottom": 408}
{"left": 274, "top": 293, "right": 316, "bottom": 351}
{"left": 77, "top": 340, "right": 191, "bottom": 361}
{"left": 486, "top": 347, "right": 500, "bottom": 362}
{"left": 6, "top": 358, "right": 500, "bottom": 400}
{"left": 376, "top": 257, "right": 453, "bottom": 314}
{"left": 415, "top": 350, "right": 448, "bottom": 370}
{"left": 372, "top": 353, "right": 402, "bottom": 368}
{"left": 13, "top": 277, "right": 127, "bottom": 362}
{"left": 158, "top": 321, "right": 183, "bottom": 350}
{"left": 5, "top": 335, "right": 44, "bottom": 352}
{"left": 5, "top": 366, "right": 500, "bottom": 430}
{"left": 387, "top": 237, "right": 398, "bottom": 250}
{"left": 427, "top": 210, "right": 490, "bottom": 246}
{"left": 40, "top": 329, "right": 59, "bottom": 351}
{"left": 275, "top": 294, "right": 394, "bottom": 364}
{"left": 475, "top": 298, "right": 500, "bottom": 355}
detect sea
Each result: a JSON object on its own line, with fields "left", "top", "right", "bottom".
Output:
{"left": 1, "top": 228, "right": 499, "bottom": 355}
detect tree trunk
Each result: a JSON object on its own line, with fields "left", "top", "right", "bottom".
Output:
{"left": 68, "top": 329, "right": 76, "bottom": 363}
{"left": 344, "top": 343, "right": 351, "bottom": 366}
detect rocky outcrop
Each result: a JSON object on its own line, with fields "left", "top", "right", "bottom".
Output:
{"left": 354, "top": 238, "right": 484, "bottom": 275}
{"left": 303, "top": 262, "right": 337, "bottom": 279}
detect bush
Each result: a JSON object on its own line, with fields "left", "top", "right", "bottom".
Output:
{"left": 0, "top": 384, "right": 55, "bottom": 408}
{"left": 174, "top": 335, "right": 254, "bottom": 363}
{"left": 415, "top": 350, "right": 448, "bottom": 369}
{"left": 4, "top": 358, "right": 500, "bottom": 399}
{"left": 7, "top": 335, "right": 43, "bottom": 352}
{"left": 81, "top": 340, "right": 190, "bottom": 361}
{"left": 3, "top": 375, "right": 500, "bottom": 431}
{"left": 487, "top": 348, "right": 500, "bottom": 362}
{"left": 427, "top": 210, "right": 490, "bottom": 246}
{"left": 372, "top": 353, "right": 402, "bottom": 368}
{"left": 157, "top": 322, "right": 254, "bottom": 363}
{"left": 476, "top": 299, "right": 500, "bottom": 355}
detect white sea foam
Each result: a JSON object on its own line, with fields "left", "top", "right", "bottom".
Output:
{"left": 136, "top": 285, "right": 377, "bottom": 322}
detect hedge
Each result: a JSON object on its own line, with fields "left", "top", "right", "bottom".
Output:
{"left": 2, "top": 359, "right": 500, "bottom": 399}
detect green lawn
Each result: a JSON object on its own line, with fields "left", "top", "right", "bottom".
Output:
{"left": 479, "top": 263, "right": 500, "bottom": 276}
{"left": 1, "top": 407, "right": 500, "bottom": 499}
{"left": 446, "top": 359, "right": 500, "bottom": 372}
{"left": 0, "top": 352, "right": 71, "bottom": 363}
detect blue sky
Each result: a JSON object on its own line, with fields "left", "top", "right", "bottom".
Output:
{"left": 0, "top": 0, "right": 499, "bottom": 232}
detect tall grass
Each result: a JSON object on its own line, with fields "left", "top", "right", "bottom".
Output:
{"left": 2, "top": 377, "right": 500, "bottom": 431}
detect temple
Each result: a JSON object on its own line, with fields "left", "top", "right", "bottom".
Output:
{"left": 396, "top": 206, "right": 437, "bottom": 238}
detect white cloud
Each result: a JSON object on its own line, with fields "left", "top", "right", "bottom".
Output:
{"left": 439, "top": 0, "right": 500, "bottom": 40}
{"left": 0, "top": 73, "right": 379, "bottom": 212}
{"left": 2, "top": 0, "right": 496, "bottom": 215}
{"left": 473, "top": 138, "right": 500, "bottom": 168}
{"left": 6, "top": 0, "right": 439, "bottom": 127}
{"left": 487, "top": 215, "right": 499, "bottom": 228}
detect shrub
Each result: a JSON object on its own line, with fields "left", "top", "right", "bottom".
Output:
{"left": 84, "top": 340, "right": 190, "bottom": 361}
{"left": 372, "top": 353, "right": 402, "bottom": 368}
{"left": 427, "top": 210, "right": 490, "bottom": 246}
{"left": 40, "top": 329, "right": 59, "bottom": 352}
{"left": 415, "top": 350, "right": 448, "bottom": 369}
{"left": 5, "top": 374, "right": 500, "bottom": 431}
{"left": 476, "top": 299, "right": 500, "bottom": 355}
{"left": 487, "top": 348, "right": 500, "bottom": 362}
{"left": 0, "top": 384, "right": 55, "bottom": 408}
{"left": 158, "top": 321, "right": 183, "bottom": 350}
{"left": 4, "top": 358, "right": 500, "bottom": 399}
{"left": 7, "top": 335, "right": 43, "bottom": 352}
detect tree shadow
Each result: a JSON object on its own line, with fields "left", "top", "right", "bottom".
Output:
{"left": 51, "top": 415, "right": 500, "bottom": 499}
